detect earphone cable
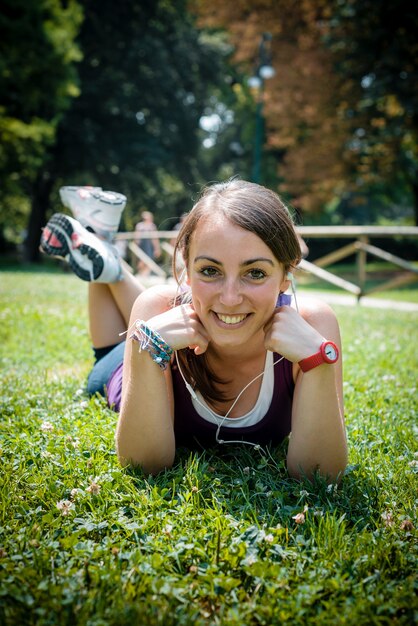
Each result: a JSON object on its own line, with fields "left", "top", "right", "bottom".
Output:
{"left": 174, "top": 350, "right": 284, "bottom": 448}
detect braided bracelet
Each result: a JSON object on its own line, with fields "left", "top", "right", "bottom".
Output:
{"left": 130, "top": 320, "right": 174, "bottom": 370}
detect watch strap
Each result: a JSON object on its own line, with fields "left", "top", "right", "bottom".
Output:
{"left": 298, "top": 341, "right": 339, "bottom": 373}
{"left": 298, "top": 351, "right": 326, "bottom": 372}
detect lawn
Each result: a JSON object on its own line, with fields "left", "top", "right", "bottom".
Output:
{"left": 0, "top": 269, "right": 417, "bottom": 625}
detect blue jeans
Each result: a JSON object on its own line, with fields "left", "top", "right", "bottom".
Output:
{"left": 86, "top": 341, "right": 125, "bottom": 396}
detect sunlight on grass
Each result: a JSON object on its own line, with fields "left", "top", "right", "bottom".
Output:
{"left": 0, "top": 270, "right": 417, "bottom": 625}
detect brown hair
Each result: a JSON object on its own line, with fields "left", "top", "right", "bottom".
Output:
{"left": 172, "top": 179, "right": 302, "bottom": 404}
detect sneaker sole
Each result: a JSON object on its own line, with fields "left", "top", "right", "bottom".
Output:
{"left": 40, "top": 214, "right": 104, "bottom": 281}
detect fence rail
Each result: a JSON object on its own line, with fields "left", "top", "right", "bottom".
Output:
{"left": 116, "top": 226, "right": 418, "bottom": 300}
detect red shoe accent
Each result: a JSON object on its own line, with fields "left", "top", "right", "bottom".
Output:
{"left": 44, "top": 228, "right": 63, "bottom": 248}
{"left": 71, "top": 232, "right": 82, "bottom": 248}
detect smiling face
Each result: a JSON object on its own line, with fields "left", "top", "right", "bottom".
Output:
{"left": 186, "top": 213, "right": 289, "bottom": 349}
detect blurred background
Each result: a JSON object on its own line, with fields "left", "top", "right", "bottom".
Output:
{"left": 0, "top": 0, "right": 417, "bottom": 264}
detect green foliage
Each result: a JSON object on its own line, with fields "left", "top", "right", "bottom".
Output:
{"left": 322, "top": 0, "right": 418, "bottom": 221}
{"left": 0, "top": 0, "right": 83, "bottom": 233}
{"left": 50, "top": 0, "right": 233, "bottom": 229}
{"left": 0, "top": 270, "right": 417, "bottom": 624}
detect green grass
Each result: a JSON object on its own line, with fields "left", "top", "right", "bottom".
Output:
{"left": 0, "top": 270, "right": 417, "bottom": 625}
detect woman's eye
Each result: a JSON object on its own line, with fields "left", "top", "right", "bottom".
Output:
{"left": 247, "top": 268, "right": 266, "bottom": 280}
{"left": 199, "top": 266, "right": 219, "bottom": 278}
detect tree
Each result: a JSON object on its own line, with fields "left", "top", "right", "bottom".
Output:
{"left": 22, "top": 0, "right": 233, "bottom": 261}
{"left": 321, "top": 0, "right": 418, "bottom": 224}
{"left": 0, "top": 0, "right": 83, "bottom": 254}
{"left": 192, "top": 0, "right": 418, "bottom": 223}
{"left": 192, "top": 0, "right": 348, "bottom": 212}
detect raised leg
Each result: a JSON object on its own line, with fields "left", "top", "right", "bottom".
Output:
{"left": 88, "top": 267, "right": 145, "bottom": 348}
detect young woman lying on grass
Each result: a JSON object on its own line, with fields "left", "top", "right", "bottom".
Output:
{"left": 40, "top": 179, "right": 347, "bottom": 480}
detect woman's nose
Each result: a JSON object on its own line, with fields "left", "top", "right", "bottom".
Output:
{"left": 219, "top": 279, "right": 243, "bottom": 307}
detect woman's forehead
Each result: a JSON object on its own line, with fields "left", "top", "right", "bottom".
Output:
{"left": 192, "top": 213, "right": 248, "bottom": 240}
{"left": 189, "top": 213, "right": 274, "bottom": 259}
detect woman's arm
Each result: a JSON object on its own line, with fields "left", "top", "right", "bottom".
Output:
{"left": 115, "top": 286, "right": 209, "bottom": 475}
{"left": 265, "top": 299, "right": 347, "bottom": 482}
{"left": 115, "top": 286, "right": 176, "bottom": 474}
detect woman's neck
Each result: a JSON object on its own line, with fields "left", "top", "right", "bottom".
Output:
{"left": 206, "top": 333, "right": 267, "bottom": 369}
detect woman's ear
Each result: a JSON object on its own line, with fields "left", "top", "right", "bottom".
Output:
{"left": 279, "top": 271, "right": 292, "bottom": 293}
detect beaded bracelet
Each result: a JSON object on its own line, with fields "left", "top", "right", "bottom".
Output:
{"left": 130, "top": 320, "right": 174, "bottom": 370}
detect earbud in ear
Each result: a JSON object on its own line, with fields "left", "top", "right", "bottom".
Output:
{"left": 287, "top": 271, "right": 293, "bottom": 280}
{"left": 276, "top": 293, "right": 292, "bottom": 307}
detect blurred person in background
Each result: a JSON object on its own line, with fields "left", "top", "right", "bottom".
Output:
{"left": 134, "top": 210, "right": 161, "bottom": 276}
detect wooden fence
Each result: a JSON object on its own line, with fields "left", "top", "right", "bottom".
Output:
{"left": 115, "top": 225, "right": 418, "bottom": 300}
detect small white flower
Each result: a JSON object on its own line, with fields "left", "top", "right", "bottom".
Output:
{"left": 381, "top": 511, "right": 394, "bottom": 527}
{"left": 86, "top": 482, "right": 101, "bottom": 495}
{"left": 292, "top": 512, "right": 305, "bottom": 524}
{"left": 56, "top": 500, "right": 75, "bottom": 516}
{"left": 41, "top": 421, "right": 54, "bottom": 432}
{"left": 264, "top": 533, "right": 274, "bottom": 543}
{"left": 66, "top": 436, "right": 80, "bottom": 448}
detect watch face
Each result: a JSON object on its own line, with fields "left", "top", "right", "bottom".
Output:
{"left": 323, "top": 342, "right": 338, "bottom": 362}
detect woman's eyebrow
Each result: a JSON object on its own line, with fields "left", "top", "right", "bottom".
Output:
{"left": 194, "top": 255, "right": 274, "bottom": 266}
{"left": 242, "top": 258, "right": 274, "bottom": 267}
{"left": 194, "top": 256, "right": 220, "bottom": 264}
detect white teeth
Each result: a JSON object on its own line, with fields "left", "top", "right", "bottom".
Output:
{"left": 216, "top": 313, "right": 247, "bottom": 325}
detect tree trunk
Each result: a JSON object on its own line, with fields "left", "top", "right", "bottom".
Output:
{"left": 23, "top": 173, "right": 54, "bottom": 263}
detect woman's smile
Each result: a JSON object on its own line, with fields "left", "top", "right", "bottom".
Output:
{"left": 213, "top": 311, "right": 250, "bottom": 326}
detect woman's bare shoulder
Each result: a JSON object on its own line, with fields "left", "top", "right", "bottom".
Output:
{"left": 296, "top": 294, "right": 340, "bottom": 335}
{"left": 297, "top": 294, "right": 336, "bottom": 315}
{"left": 132, "top": 282, "right": 180, "bottom": 317}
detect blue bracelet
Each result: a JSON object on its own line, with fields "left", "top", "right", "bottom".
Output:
{"left": 130, "top": 320, "right": 174, "bottom": 370}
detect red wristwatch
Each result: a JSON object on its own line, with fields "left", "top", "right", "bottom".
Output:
{"left": 298, "top": 341, "right": 339, "bottom": 372}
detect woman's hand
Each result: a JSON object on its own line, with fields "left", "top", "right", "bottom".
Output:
{"left": 263, "top": 305, "right": 325, "bottom": 363}
{"left": 145, "top": 304, "right": 210, "bottom": 355}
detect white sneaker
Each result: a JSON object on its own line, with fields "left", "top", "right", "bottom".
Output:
{"left": 59, "top": 186, "right": 127, "bottom": 241}
{"left": 40, "top": 213, "right": 122, "bottom": 283}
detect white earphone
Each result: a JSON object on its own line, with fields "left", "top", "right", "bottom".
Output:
{"left": 176, "top": 350, "right": 283, "bottom": 449}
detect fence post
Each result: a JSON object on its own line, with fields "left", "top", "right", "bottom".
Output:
{"left": 357, "top": 235, "right": 369, "bottom": 294}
